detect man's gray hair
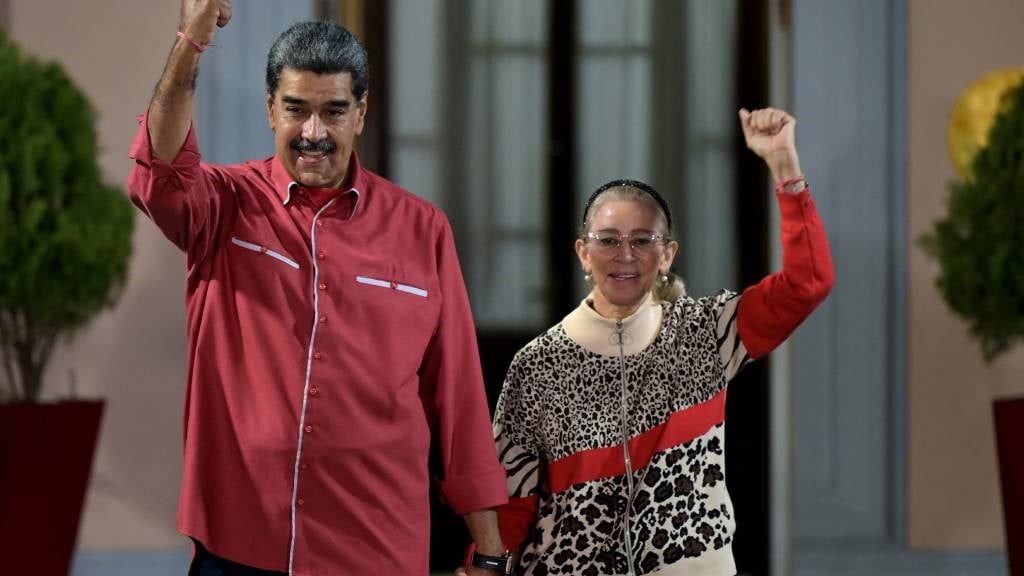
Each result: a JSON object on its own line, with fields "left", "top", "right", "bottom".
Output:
{"left": 266, "top": 21, "right": 369, "bottom": 99}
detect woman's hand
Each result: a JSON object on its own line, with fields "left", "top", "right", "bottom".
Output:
{"left": 739, "top": 107, "right": 802, "bottom": 183}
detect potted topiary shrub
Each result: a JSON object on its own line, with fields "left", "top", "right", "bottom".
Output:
{"left": 0, "top": 31, "right": 134, "bottom": 575}
{"left": 922, "top": 71, "right": 1024, "bottom": 576}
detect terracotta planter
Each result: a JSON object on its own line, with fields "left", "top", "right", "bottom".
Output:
{"left": 0, "top": 400, "right": 104, "bottom": 575}
{"left": 994, "top": 397, "right": 1024, "bottom": 576}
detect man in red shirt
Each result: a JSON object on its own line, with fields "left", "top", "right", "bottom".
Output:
{"left": 128, "top": 1, "right": 509, "bottom": 574}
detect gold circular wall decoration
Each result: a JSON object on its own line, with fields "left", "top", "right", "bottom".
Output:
{"left": 948, "top": 67, "right": 1024, "bottom": 179}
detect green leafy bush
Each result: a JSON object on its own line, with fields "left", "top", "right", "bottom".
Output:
{"left": 922, "top": 77, "right": 1024, "bottom": 362}
{"left": 0, "top": 32, "right": 134, "bottom": 401}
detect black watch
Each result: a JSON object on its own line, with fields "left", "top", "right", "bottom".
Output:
{"left": 471, "top": 550, "right": 512, "bottom": 575}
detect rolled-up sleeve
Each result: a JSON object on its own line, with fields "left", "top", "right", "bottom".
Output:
{"left": 420, "top": 216, "right": 508, "bottom": 514}
{"left": 127, "top": 114, "right": 231, "bottom": 265}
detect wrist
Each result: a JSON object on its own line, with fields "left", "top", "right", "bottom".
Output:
{"left": 179, "top": 23, "right": 214, "bottom": 47}
{"left": 775, "top": 175, "right": 808, "bottom": 194}
{"left": 767, "top": 151, "right": 802, "bottom": 183}
{"left": 176, "top": 31, "right": 208, "bottom": 53}
{"left": 465, "top": 543, "right": 512, "bottom": 575}
{"left": 472, "top": 532, "right": 505, "bottom": 557}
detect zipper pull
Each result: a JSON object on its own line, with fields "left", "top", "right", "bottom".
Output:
{"left": 612, "top": 319, "right": 624, "bottom": 345}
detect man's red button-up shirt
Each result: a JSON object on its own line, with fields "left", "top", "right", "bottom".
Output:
{"left": 128, "top": 116, "right": 507, "bottom": 575}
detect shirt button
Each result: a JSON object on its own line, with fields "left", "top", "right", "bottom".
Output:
{"left": 318, "top": 282, "right": 327, "bottom": 291}
{"left": 317, "top": 251, "right": 326, "bottom": 260}
{"left": 300, "top": 463, "right": 308, "bottom": 470}
{"left": 319, "top": 315, "right": 327, "bottom": 324}
{"left": 316, "top": 221, "right": 324, "bottom": 228}
{"left": 314, "top": 351, "right": 322, "bottom": 360}
{"left": 310, "top": 388, "right": 319, "bottom": 396}
{"left": 297, "top": 498, "right": 305, "bottom": 506}
{"left": 305, "top": 425, "right": 313, "bottom": 433}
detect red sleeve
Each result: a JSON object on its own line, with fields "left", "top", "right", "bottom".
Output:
{"left": 497, "top": 495, "right": 540, "bottom": 555}
{"left": 737, "top": 188, "right": 835, "bottom": 359}
{"left": 127, "top": 113, "right": 231, "bottom": 265}
{"left": 422, "top": 217, "right": 509, "bottom": 514}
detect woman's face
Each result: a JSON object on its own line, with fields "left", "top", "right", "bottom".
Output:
{"left": 575, "top": 198, "right": 678, "bottom": 319}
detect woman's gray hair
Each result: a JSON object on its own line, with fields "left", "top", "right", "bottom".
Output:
{"left": 581, "top": 181, "right": 687, "bottom": 302}
{"left": 266, "top": 21, "right": 369, "bottom": 99}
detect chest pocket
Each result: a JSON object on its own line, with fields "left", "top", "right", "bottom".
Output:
{"left": 230, "top": 236, "right": 301, "bottom": 270}
{"left": 342, "top": 269, "right": 441, "bottom": 382}
{"left": 220, "top": 236, "right": 307, "bottom": 310}
{"left": 355, "top": 275, "right": 428, "bottom": 298}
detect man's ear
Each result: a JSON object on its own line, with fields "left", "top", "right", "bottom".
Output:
{"left": 266, "top": 93, "right": 276, "bottom": 131}
{"left": 354, "top": 91, "right": 369, "bottom": 136}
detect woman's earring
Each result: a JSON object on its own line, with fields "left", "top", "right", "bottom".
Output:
{"left": 659, "top": 272, "right": 669, "bottom": 284}
{"left": 584, "top": 270, "right": 593, "bottom": 284}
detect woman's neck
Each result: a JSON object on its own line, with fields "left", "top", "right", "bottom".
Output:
{"left": 588, "top": 292, "right": 646, "bottom": 320}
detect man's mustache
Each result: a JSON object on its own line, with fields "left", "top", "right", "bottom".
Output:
{"left": 291, "top": 138, "right": 337, "bottom": 154}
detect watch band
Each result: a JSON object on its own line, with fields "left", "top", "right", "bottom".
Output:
{"left": 471, "top": 550, "right": 512, "bottom": 575}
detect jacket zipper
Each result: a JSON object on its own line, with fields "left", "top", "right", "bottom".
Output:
{"left": 615, "top": 319, "right": 637, "bottom": 576}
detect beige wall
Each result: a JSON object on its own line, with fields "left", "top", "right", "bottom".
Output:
{"left": 7, "top": 1, "right": 187, "bottom": 549}
{"left": 908, "top": 0, "right": 1024, "bottom": 550}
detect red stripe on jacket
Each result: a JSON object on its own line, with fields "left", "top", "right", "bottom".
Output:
{"left": 548, "top": 388, "right": 727, "bottom": 493}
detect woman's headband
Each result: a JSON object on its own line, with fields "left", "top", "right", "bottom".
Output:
{"left": 582, "top": 178, "right": 672, "bottom": 230}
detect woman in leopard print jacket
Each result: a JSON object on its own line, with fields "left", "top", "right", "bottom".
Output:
{"left": 490, "top": 108, "right": 834, "bottom": 575}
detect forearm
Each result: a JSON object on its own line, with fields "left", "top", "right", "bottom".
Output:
{"left": 737, "top": 189, "right": 834, "bottom": 358}
{"left": 766, "top": 149, "right": 802, "bottom": 183}
{"left": 463, "top": 509, "right": 504, "bottom": 556}
{"left": 149, "top": 0, "right": 229, "bottom": 162}
{"left": 148, "top": 38, "right": 202, "bottom": 162}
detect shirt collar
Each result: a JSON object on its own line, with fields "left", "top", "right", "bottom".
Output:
{"left": 269, "top": 151, "right": 367, "bottom": 211}
{"left": 562, "top": 292, "right": 663, "bottom": 356}
{"left": 578, "top": 291, "right": 656, "bottom": 330}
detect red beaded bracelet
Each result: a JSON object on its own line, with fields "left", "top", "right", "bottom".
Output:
{"left": 176, "top": 30, "right": 208, "bottom": 53}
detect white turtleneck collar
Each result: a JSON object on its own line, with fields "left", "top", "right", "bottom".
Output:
{"left": 562, "top": 292, "right": 663, "bottom": 357}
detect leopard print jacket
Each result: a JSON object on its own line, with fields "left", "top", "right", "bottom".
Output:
{"left": 494, "top": 291, "right": 749, "bottom": 575}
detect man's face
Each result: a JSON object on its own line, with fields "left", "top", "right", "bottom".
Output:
{"left": 267, "top": 68, "right": 367, "bottom": 189}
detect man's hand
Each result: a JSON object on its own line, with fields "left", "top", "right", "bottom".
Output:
{"left": 739, "top": 107, "right": 802, "bottom": 183}
{"left": 179, "top": 0, "right": 232, "bottom": 46}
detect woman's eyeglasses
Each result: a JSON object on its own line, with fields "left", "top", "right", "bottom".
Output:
{"left": 585, "top": 231, "right": 667, "bottom": 254}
